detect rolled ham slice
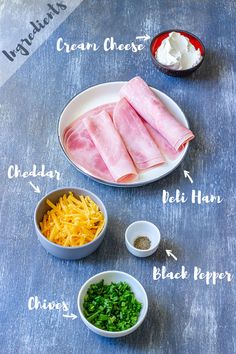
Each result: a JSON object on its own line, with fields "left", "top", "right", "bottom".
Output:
{"left": 113, "top": 98, "right": 165, "bottom": 169}
{"left": 65, "top": 119, "right": 113, "bottom": 181}
{"left": 144, "top": 122, "right": 181, "bottom": 160}
{"left": 120, "top": 76, "right": 194, "bottom": 151}
{"left": 83, "top": 111, "right": 137, "bottom": 182}
{"left": 64, "top": 103, "right": 116, "bottom": 144}
{"left": 63, "top": 104, "right": 117, "bottom": 182}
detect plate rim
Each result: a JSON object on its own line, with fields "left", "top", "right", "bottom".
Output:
{"left": 57, "top": 81, "right": 190, "bottom": 188}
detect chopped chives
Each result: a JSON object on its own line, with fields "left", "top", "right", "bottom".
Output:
{"left": 83, "top": 280, "right": 142, "bottom": 331}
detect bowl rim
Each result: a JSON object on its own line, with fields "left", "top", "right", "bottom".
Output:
{"left": 125, "top": 220, "right": 160, "bottom": 253}
{"left": 150, "top": 29, "right": 205, "bottom": 73}
{"left": 77, "top": 270, "right": 148, "bottom": 335}
{"left": 34, "top": 186, "right": 108, "bottom": 250}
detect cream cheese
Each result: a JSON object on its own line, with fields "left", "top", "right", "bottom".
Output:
{"left": 155, "top": 32, "right": 202, "bottom": 70}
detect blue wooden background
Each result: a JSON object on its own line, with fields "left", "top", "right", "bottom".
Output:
{"left": 0, "top": 1, "right": 235, "bottom": 353}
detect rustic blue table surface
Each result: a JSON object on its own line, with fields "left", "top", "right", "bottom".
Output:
{"left": 0, "top": 1, "right": 235, "bottom": 353}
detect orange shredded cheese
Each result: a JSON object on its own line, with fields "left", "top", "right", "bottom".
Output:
{"left": 39, "top": 192, "right": 105, "bottom": 247}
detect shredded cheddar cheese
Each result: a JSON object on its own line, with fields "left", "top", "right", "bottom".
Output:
{"left": 39, "top": 192, "right": 105, "bottom": 247}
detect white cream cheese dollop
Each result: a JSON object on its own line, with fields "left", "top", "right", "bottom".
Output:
{"left": 155, "top": 31, "right": 202, "bottom": 70}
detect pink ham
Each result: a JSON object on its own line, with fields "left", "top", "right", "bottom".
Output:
{"left": 64, "top": 103, "right": 116, "bottom": 144}
{"left": 65, "top": 119, "right": 113, "bottom": 181}
{"left": 144, "top": 122, "right": 181, "bottom": 160}
{"left": 113, "top": 98, "right": 165, "bottom": 169}
{"left": 63, "top": 103, "right": 117, "bottom": 182}
{"left": 64, "top": 127, "right": 74, "bottom": 145}
{"left": 83, "top": 111, "right": 137, "bottom": 182}
{"left": 120, "top": 76, "right": 194, "bottom": 151}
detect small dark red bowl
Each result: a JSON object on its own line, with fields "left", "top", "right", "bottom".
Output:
{"left": 150, "top": 29, "right": 205, "bottom": 77}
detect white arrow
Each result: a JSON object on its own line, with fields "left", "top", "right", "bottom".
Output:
{"left": 29, "top": 181, "right": 41, "bottom": 193}
{"left": 63, "top": 313, "right": 78, "bottom": 320}
{"left": 166, "top": 250, "right": 178, "bottom": 261}
{"left": 136, "top": 34, "right": 151, "bottom": 41}
{"left": 183, "top": 170, "right": 193, "bottom": 184}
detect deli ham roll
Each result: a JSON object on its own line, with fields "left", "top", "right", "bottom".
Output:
{"left": 144, "top": 122, "right": 181, "bottom": 160}
{"left": 113, "top": 98, "right": 165, "bottom": 169}
{"left": 65, "top": 119, "right": 113, "bottom": 182}
{"left": 63, "top": 103, "right": 116, "bottom": 182}
{"left": 120, "top": 76, "right": 194, "bottom": 151}
{"left": 64, "top": 103, "right": 116, "bottom": 143}
{"left": 84, "top": 111, "right": 137, "bottom": 182}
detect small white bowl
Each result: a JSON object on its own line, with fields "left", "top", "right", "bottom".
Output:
{"left": 77, "top": 271, "right": 148, "bottom": 338}
{"left": 125, "top": 221, "right": 161, "bottom": 257}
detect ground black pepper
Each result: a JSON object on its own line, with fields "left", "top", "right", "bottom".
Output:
{"left": 133, "top": 236, "right": 151, "bottom": 250}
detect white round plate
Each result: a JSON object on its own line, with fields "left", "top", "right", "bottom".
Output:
{"left": 58, "top": 81, "right": 190, "bottom": 187}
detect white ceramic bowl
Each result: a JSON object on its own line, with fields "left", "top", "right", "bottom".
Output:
{"left": 34, "top": 187, "right": 108, "bottom": 260}
{"left": 77, "top": 271, "right": 148, "bottom": 338}
{"left": 125, "top": 221, "right": 161, "bottom": 257}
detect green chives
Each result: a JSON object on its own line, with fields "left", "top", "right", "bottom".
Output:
{"left": 83, "top": 280, "right": 142, "bottom": 331}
